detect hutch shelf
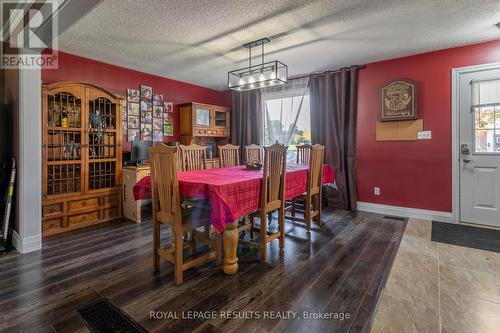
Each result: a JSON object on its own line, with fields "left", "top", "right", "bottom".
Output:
{"left": 179, "top": 102, "right": 231, "bottom": 168}
{"left": 41, "top": 82, "right": 123, "bottom": 236}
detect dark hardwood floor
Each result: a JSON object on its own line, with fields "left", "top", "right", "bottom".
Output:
{"left": 0, "top": 208, "right": 406, "bottom": 333}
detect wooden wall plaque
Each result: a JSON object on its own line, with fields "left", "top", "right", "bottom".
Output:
{"left": 381, "top": 79, "right": 418, "bottom": 121}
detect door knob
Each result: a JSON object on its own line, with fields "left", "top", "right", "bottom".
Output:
{"left": 461, "top": 143, "right": 471, "bottom": 163}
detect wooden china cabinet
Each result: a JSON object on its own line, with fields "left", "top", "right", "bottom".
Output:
{"left": 179, "top": 102, "right": 231, "bottom": 168}
{"left": 41, "top": 82, "right": 123, "bottom": 236}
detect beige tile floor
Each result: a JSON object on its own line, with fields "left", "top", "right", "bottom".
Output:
{"left": 371, "top": 218, "right": 500, "bottom": 333}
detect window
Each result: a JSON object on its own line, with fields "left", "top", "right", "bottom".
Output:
{"left": 472, "top": 79, "right": 500, "bottom": 153}
{"left": 262, "top": 77, "right": 310, "bottom": 162}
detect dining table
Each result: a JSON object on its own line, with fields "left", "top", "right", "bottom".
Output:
{"left": 133, "top": 163, "right": 335, "bottom": 274}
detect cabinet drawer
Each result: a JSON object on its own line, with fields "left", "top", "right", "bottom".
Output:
{"left": 103, "top": 207, "right": 120, "bottom": 220}
{"left": 43, "top": 218, "right": 63, "bottom": 231}
{"left": 207, "top": 129, "right": 218, "bottom": 136}
{"left": 68, "top": 211, "right": 99, "bottom": 225}
{"left": 43, "top": 203, "right": 63, "bottom": 217}
{"left": 68, "top": 198, "right": 98, "bottom": 212}
{"left": 194, "top": 128, "right": 207, "bottom": 136}
{"left": 103, "top": 193, "right": 119, "bottom": 205}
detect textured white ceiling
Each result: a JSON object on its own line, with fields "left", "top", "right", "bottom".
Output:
{"left": 58, "top": 0, "right": 500, "bottom": 91}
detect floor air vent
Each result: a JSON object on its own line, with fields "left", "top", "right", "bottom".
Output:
{"left": 383, "top": 215, "right": 406, "bottom": 221}
{"left": 78, "top": 298, "right": 147, "bottom": 333}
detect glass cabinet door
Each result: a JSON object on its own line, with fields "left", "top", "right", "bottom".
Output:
{"left": 214, "top": 110, "right": 227, "bottom": 127}
{"left": 195, "top": 107, "right": 210, "bottom": 126}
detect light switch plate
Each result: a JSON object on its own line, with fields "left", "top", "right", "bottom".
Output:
{"left": 417, "top": 131, "right": 432, "bottom": 140}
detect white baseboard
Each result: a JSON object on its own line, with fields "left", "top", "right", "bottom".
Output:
{"left": 357, "top": 202, "right": 453, "bottom": 223}
{"left": 10, "top": 228, "right": 42, "bottom": 253}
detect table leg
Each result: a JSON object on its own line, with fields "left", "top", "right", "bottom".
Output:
{"left": 223, "top": 221, "right": 238, "bottom": 275}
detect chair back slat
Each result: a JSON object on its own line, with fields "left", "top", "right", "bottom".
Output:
{"left": 179, "top": 144, "right": 207, "bottom": 171}
{"left": 296, "top": 144, "right": 312, "bottom": 164}
{"left": 244, "top": 144, "right": 262, "bottom": 164}
{"left": 308, "top": 144, "right": 325, "bottom": 194}
{"left": 262, "top": 143, "right": 288, "bottom": 207}
{"left": 176, "top": 148, "right": 184, "bottom": 171}
{"left": 218, "top": 144, "right": 240, "bottom": 167}
{"left": 149, "top": 144, "right": 181, "bottom": 224}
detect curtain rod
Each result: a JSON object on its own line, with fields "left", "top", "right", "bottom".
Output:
{"left": 289, "top": 65, "right": 365, "bottom": 80}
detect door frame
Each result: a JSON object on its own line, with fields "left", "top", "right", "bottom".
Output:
{"left": 451, "top": 62, "right": 500, "bottom": 223}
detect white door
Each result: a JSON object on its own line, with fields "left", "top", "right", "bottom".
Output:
{"left": 459, "top": 67, "right": 500, "bottom": 227}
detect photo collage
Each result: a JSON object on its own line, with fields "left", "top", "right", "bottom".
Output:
{"left": 125, "top": 86, "right": 175, "bottom": 142}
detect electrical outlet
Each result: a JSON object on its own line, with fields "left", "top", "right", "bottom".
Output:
{"left": 374, "top": 187, "right": 380, "bottom": 196}
{"left": 417, "top": 131, "right": 432, "bottom": 140}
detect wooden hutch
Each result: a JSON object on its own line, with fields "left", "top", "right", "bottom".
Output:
{"left": 41, "top": 82, "right": 123, "bottom": 236}
{"left": 179, "top": 102, "right": 231, "bottom": 168}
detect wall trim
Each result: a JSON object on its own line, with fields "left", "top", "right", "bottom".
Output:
{"left": 10, "top": 228, "right": 42, "bottom": 253}
{"left": 357, "top": 202, "right": 453, "bottom": 223}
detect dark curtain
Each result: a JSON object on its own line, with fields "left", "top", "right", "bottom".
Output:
{"left": 309, "top": 66, "right": 359, "bottom": 211}
{"left": 231, "top": 89, "right": 263, "bottom": 163}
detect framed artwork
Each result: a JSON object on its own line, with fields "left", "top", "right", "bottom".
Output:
{"left": 153, "top": 106, "right": 163, "bottom": 118}
{"left": 141, "top": 123, "right": 152, "bottom": 139}
{"left": 381, "top": 79, "right": 418, "bottom": 121}
{"left": 128, "top": 102, "right": 139, "bottom": 116}
{"left": 128, "top": 129, "right": 140, "bottom": 141}
{"left": 122, "top": 103, "right": 127, "bottom": 133}
{"left": 140, "top": 100, "right": 151, "bottom": 112}
{"left": 153, "top": 94, "right": 163, "bottom": 106}
{"left": 127, "top": 89, "right": 140, "bottom": 103}
{"left": 163, "top": 124, "right": 174, "bottom": 136}
{"left": 141, "top": 112, "right": 152, "bottom": 124}
{"left": 153, "top": 130, "right": 163, "bottom": 142}
{"left": 164, "top": 101, "right": 173, "bottom": 113}
{"left": 127, "top": 115, "right": 140, "bottom": 129}
{"left": 163, "top": 112, "right": 174, "bottom": 124}
{"left": 153, "top": 118, "right": 162, "bottom": 130}
{"left": 140, "top": 85, "right": 153, "bottom": 99}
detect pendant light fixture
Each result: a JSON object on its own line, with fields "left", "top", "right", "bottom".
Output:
{"left": 228, "top": 37, "right": 288, "bottom": 91}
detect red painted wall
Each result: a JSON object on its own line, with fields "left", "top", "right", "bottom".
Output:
{"left": 41, "top": 51, "right": 230, "bottom": 151}
{"left": 357, "top": 39, "right": 500, "bottom": 212}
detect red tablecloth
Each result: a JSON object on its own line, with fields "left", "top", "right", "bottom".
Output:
{"left": 133, "top": 163, "right": 334, "bottom": 233}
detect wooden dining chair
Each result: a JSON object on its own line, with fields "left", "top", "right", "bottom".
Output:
{"left": 179, "top": 144, "right": 207, "bottom": 171}
{"left": 286, "top": 144, "right": 325, "bottom": 231}
{"left": 150, "top": 144, "right": 221, "bottom": 285}
{"left": 218, "top": 144, "right": 240, "bottom": 167}
{"left": 244, "top": 144, "right": 262, "bottom": 164}
{"left": 296, "top": 144, "right": 312, "bottom": 164}
{"left": 239, "top": 143, "right": 288, "bottom": 262}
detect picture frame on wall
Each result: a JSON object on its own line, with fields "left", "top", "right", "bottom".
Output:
{"left": 163, "top": 112, "right": 173, "bottom": 124}
{"left": 140, "top": 100, "right": 151, "bottom": 112}
{"left": 380, "top": 79, "right": 418, "bottom": 121}
{"left": 128, "top": 102, "right": 139, "bottom": 116}
{"left": 128, "top": 129, "right": 140, "bottom": 141}
{"left": 153, "top": 94, "right": 163, "bottom": 106}
{"left": 164, "top": 101, "right": 173, "bottom": 113}
{"left": 154, "top": 106, "right": 163, "bottom": 118}
{"left": 141, "top": 112, "right": 153, "bottom": 124}
{"left": 153, "top": 130, "right": 163, "bottom": 142}
{"left": 128, "top": 115, "right": 140, "bottom": 129}
{"left": 141, "top": 123, "right": 152, "bottom": 140}
{"left": 127, "top": 88, "right": 140, "bottom": 103}
{"left": 140, "top": 85, "right": 153, "bottom": 99}
{"left": 163, "top": 124, "right": 174, "bottom": 137}
{"left": 153, "top": 118, "right": 162, "bottom": 130}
